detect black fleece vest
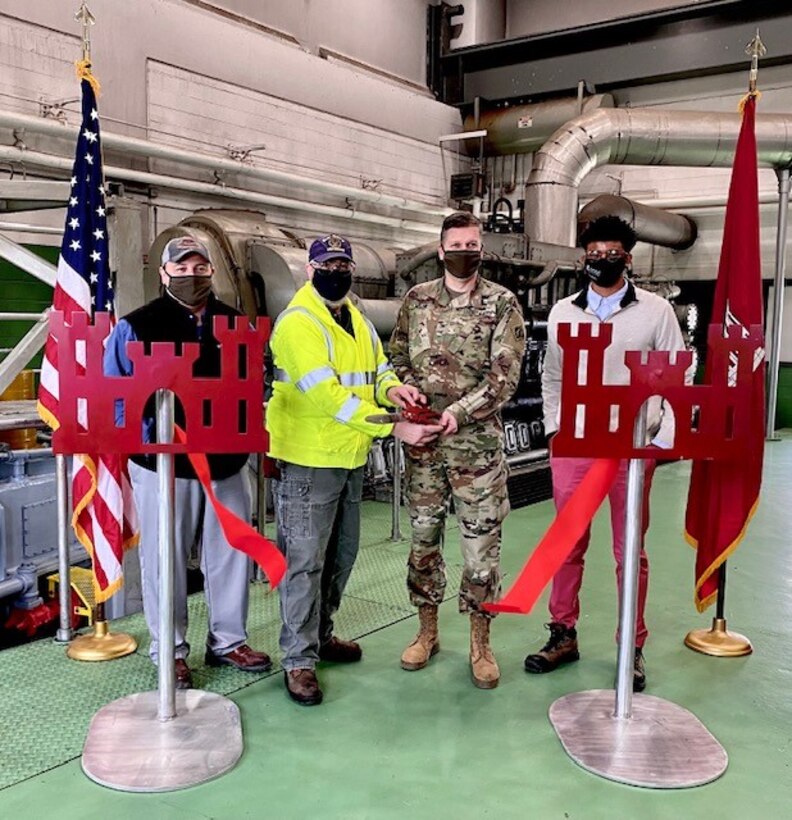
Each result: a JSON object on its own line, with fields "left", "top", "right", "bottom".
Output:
{"left": 125, "top": 294, "right": 249, "bottom": 480}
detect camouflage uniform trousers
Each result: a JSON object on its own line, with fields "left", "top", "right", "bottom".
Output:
{"left": 404, "top": 436, "right": 510, "bottom": 616}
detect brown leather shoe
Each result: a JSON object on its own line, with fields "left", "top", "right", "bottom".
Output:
{"left": 284, "top": 668, "right": 323, "bottom": 706}
{"left": 205, "top": 644, "right": 273, "bottom": 673}
{"left": 175, "top": 658, "right": 193, "bottom": 690}
{"left": 318, "top": 636, "right": 362, "bottom": 663}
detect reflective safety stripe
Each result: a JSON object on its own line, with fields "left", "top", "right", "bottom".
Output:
{"left": 273, "top": 306, "right": 334, "bottom": 360}
{"left": 376, "top": 361, "right": 391, "bottom": 376}
{"left": 274, "top": 368, "right": 291, "bottom": 383}
{"left": 361, "top": 315, "right": 380, "bottom": 358}
{"left": 339, "top": 371, "right": 376, "bottom": 387}
{"left": 335, "top": 395, "right": 362, "bottom": 424}
{"left": 296, "top": 366, "right": 335, "bottom": 392}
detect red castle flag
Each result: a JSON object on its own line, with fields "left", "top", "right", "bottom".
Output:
{"left": 37, "top": 66, "right": 139, "bottom": 603}
{"left": 685, "top": 94, "right": 766, "bottom": 611}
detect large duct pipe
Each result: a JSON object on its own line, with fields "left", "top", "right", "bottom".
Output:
{"left": 0, "top": 109, "right": 446, "bottom": 219}
{"left": 578, "top": 194, "right": 697, "bottom": 250}
{"left": 525, "top": 108, "right": 792, "bottom": 247}
{"left": 0, "top": 145, "right": 436, "bottom": 237}
{"left": 463, "top": 94, "right": 615, "bottom": 156}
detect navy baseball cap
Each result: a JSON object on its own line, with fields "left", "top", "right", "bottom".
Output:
{"left": 161, "top": 236, "right": 211, "bottom": 265}
{"left": 309, "top": 234, "right": 354, "bottom": 264}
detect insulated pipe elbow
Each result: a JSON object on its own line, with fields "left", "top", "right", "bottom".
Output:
{"left": 525, "top": 107, "right": 792, "bottom": 247}
{"left": 578, "top": 194, "right": 697, "bottom": 250}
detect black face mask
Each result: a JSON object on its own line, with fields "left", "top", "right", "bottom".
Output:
{"left": 584, "top": 258, "right": 627, "bottom": 288}
{"left": 443, "top": 250, "right": 481, "bottom": 280}
{"left": 312, "top": 269, "right": 352, "bottom": 304}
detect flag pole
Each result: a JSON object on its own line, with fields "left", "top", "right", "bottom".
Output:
{"left": 766, "top": 165, "right": 790, "bottom": 440}
{"left": 684, "top": 563, "right": 752, "bottom": 656}
{"left": 53, "top": 455, "right": 74, "bottom": 643}
{"left": 683, "top": 31, "right": 765, "bottom": 659}
{"left": 64, "top": 1, "right": 136, "bottom": 662}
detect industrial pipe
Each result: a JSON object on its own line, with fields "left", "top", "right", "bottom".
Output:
{"left": 0, "top": 108, "right": 447, "bottom": 219}
{"left": 0, "top": 575, "right": 24, "bottom": 600}
{"left": 525, "top": 107, "right": 792, "bottom": 247}
{"left": 0, "top": 222, "right": 63, "bottom": 236}
{"left": 0, "top": 146, "right": 438, "bottom": 238}
{"left": 462, "top": 94, "right": 615, "bottom": 156}
{"left": 358, "top": 298, "right": 401, "bottom": 338}
{"left": 578, "top": 194, "right": 697, "bottom": 250}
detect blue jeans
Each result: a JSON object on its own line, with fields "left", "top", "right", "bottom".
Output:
{"left": 273, "top": 463, "right": 363, "bottom": 670}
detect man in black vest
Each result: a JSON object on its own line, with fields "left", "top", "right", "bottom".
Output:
{"left": 104, "top": 236, "right": 272, "bottom": 689}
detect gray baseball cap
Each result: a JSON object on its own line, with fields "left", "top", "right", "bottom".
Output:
{"left": 161, "top": 236, "right": 211, "bottom": 265}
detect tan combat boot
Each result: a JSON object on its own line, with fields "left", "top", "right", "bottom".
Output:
{"left": 470, "top": 612, "right": 499, "bottom": 689}
{"left": 400, "top": 605, "right": 439, "bottom": 671}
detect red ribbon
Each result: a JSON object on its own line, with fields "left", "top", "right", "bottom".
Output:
{"left": 484, "top": 458, "right": 619, "bottom": 615}
{"left": 174, "top": 427, "right": 286, "bottom": 588}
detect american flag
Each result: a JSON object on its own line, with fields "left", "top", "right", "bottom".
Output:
{"left": 37, "top": 75, "right": 138, "bottom": 603}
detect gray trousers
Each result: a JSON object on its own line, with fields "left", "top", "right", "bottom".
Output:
{"left": 273, "top": 463, "right": 363, "bottom": 671}
{"left": 129, "top": 461, "right": 252, "bottom": 663}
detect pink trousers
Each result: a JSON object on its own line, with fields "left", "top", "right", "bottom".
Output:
{"left": 548, "top": 455, "right": 656, "bottom": 648}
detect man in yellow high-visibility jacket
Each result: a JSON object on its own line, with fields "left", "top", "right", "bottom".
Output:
{"left": 267, "top": 234, "right": 441, "bottom": 706}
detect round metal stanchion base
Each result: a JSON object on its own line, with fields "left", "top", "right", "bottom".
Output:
{"left": 82, "top": 690, "right": 243, "bottom": 792}
{"left": 549, "top": 690, "right": 728, "bottom": 788}
{"left": 67, "top": 620, "right": 138, "bottom": 661}
{"left": 684, "top": 618, "right": 752, "bottom": 657}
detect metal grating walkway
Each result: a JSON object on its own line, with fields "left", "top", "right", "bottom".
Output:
{"left": 0, "top": 501, "right": 463, "bottom": 791}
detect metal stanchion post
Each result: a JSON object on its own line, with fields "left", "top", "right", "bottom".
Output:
{"left": 54, "top": 454, "right": 73, "bottom": 643}
{"left": 82, "top": 386, "right": 244, "bottom": 790}
{"left": 548, "top": 404, "right": 728, "bottom": 788}
{"left": 613, "top": 406, "right": 647, "bottom": 718}
{"left": 391, "top": 439, "right": 402, "bottom": 541}
{"left": 156, "top": 389, "right": 176, "bottom": 721}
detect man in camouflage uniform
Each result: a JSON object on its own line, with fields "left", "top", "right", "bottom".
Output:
{"left": 389, "top": 211, "right": 525, "bottom": 688}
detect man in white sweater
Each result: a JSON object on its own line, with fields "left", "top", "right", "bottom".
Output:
{"left": 524, "top": 215, "right": 686, "bottom": 691}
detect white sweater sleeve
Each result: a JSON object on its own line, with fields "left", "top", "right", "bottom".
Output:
{"left": 652, "top": 300, "right": 690, "bottom": 448}
{"left": 541, "top": 310, "right": 562, "bottom": 437}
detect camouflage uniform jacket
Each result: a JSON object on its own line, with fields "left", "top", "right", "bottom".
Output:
{"left": 389, "top": 276, "right": 525, "bottom": 440}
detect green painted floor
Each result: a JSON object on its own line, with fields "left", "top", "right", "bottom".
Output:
{"left": 2, "top": 443, "right": 792, "bottom": 818}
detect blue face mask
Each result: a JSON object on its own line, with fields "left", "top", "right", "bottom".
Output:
{"left": 312, "top": 268, "right": 352, "bottom": 304}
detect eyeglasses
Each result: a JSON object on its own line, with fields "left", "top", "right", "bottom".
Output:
{"left": 585, "top": 249, "right": 629, "bottom": 262}
{"left": 312, "top": 261, "right": 355, "bottom": 273}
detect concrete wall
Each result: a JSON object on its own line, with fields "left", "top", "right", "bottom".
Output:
{"left": 0, "top": 0, "right": 461, "bottom": 248}
{"left": 191, "top": 0, "right": 431, "bottom": 86}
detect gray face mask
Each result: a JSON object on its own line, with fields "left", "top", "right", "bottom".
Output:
{"left": 165, "top": 274, "right": 213, "bottom": 307}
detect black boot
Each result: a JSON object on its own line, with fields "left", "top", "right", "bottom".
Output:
{"left": 524, "top": 622, "right": 580, "bottom": 674}
{"left": 633, "top": 647, "right": 646, "bottom": 692}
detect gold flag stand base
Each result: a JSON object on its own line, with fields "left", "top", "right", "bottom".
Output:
{"left": 684, "top": 617, "right": 752, "bottom": 657}
{"left": 67, "top": 619, "right": 138, "bottom": 662}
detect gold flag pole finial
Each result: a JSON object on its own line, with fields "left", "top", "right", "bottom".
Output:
{"left": 73, "top": 2, "right": 101, "bottom": 95}
{"left": 75, "top": 2, "right": 95, "bottom": 63}
{"left": 745, "top": 28, "right": 766, "bottom": 95}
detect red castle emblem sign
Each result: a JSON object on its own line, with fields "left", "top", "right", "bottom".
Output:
{"left": 49, "top": 311, "right": 270, "bottom": 456}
